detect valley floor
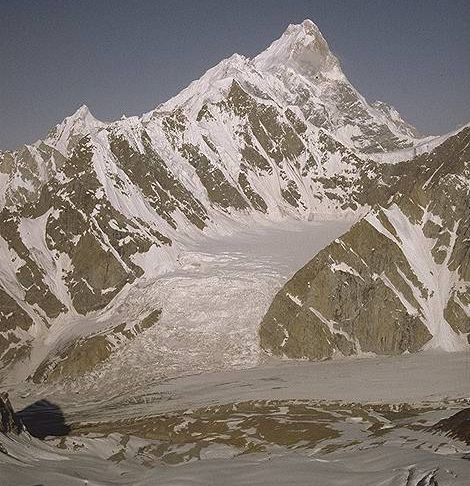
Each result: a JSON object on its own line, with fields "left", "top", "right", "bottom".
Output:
{"left": 1, "top": 218, "right": 469, "bottom": 485}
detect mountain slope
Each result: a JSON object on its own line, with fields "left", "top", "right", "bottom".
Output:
{"left": 260, "top": 127, "right": 470, "bottom": 358}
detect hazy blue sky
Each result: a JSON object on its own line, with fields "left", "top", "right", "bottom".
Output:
{"left": 1, "top": 0, "right": 469, "bottom": 149}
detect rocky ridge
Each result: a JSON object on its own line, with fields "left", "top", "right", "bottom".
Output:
{"left": 260, "top": 127, "right": 470, "bottom": 358}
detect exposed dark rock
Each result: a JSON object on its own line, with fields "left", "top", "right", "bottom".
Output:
{"left": 0, "top": 392, "right": 22, "bottom": 435}
{"left": 0, "top": 20, "right": 466, "bottom": 381}
{"left": 432, "top": 408, "right": 470, "bottom": 445}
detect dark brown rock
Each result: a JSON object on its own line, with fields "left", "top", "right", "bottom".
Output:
{"left": 432, "top": 408, "right": 470, "bottom": 445}
{"left": 0, "top": 392, "right": 22, "bottom": 435}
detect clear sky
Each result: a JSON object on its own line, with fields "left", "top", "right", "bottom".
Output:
{"left": 1, "top": 0, "right": 469, "bottom": 150}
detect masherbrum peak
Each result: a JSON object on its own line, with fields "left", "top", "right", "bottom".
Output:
{"left": 159, "top": 18, "right": 417, "bottom": 154}
{"left": 253, "top": 19, "right": 341, "bottom": 78}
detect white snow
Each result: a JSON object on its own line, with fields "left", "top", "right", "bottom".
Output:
{"left": 0, "top": 172, "right": 9, "bottom": 208}
{"left": 44, "top": 104, "right": 105, "bottom": 156}
{"left": 253, "top": 19, "right": 341, "bottom": 78}
{"left": 18, "top": 211, "right": 73, "bottom": 309}
{"left": 0, "top": 20, "right": 468, "bottom": 485}
{"left": 331, "top": 261, "right": 363, "bottom": 279}
{"left": 366, "top": 205, "right": 467, "bottom": 351}
{"left": 286, "top": 292, "right": 303, "bottom": 306}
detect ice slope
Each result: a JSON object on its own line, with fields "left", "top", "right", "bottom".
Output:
{"left": 159, "top": 19, "right": 420, "bottom": 153}
{"left": 366, "top": 205, "right": 466, "bottom": 351}
{"left": 1, "top": 217, "right": 469, "bottom": 486}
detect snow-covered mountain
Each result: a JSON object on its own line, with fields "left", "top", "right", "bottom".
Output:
{"left": 0, "top": 19, "right": 463, "bottom": 381}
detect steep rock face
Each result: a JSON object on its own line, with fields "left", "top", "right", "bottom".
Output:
{"left": 0, "top": 392, "right": 22, "bottom": 435}
{"left": 0, "top": 133, "right": 173, "bottom": 378}
{"left": 0, "top": 289, "right": 34, "bottom": 368}
{"left": 260, "top": 128, "right": 470, "bottom": 358}
{"left": 250, "top": 20, "right": 417, "bottom": 153}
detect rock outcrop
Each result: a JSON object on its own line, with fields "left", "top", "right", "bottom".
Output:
{"left": 260, "top": 127, "right": 470, "bottom": 358}
{"left": 432, "top": 408, "right": 470, "bottom": 445}
{"left": 0, "top": 392, "right": 22, "bottom": 435}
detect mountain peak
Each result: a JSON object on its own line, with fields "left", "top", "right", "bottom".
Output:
{"left": 73, "top": 103, "right": 91, "bottom": 117}
{"left": 253, "top": 19, "right": 341, "bottom": 78}
{"left": 44, "top": 104, "right": 104, "bottom": 155}
{"left": 285, "top": 18, "right": 322, "bottom": 36}
{"left": 68, "top": 104, "right": 99, "bottom": 124}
